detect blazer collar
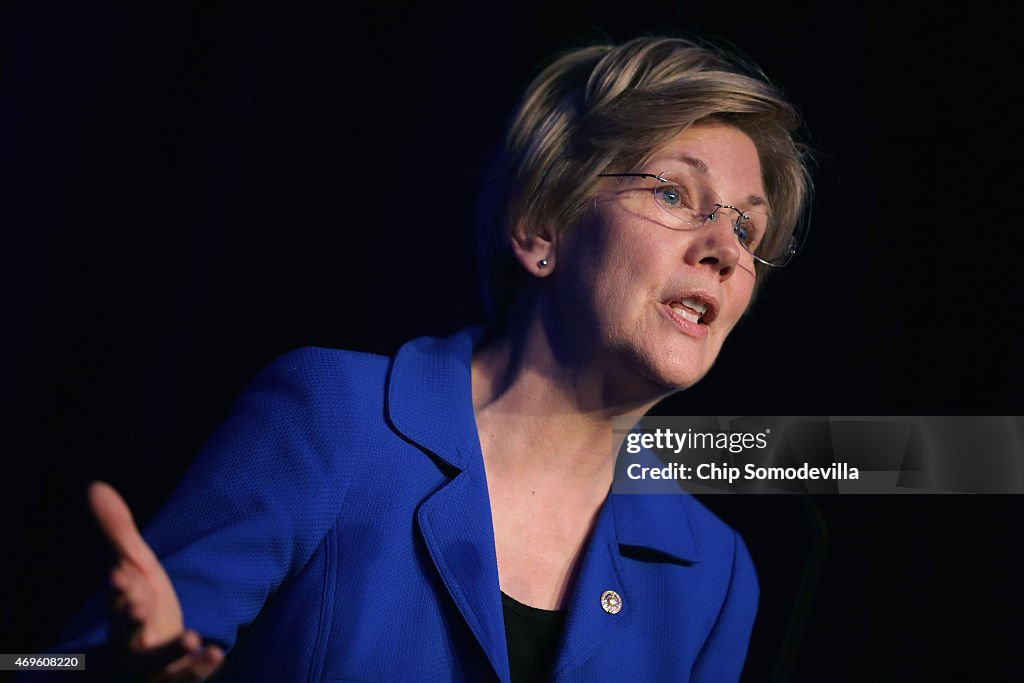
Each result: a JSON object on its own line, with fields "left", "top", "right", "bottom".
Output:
{"left": 386, "top": 326, "right": 487, "bottom": 471}
{"left": 611, "top": 492, "right": 702, "bottom": 564}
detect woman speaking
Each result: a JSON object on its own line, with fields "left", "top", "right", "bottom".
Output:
{"left": 41, "top": 36, "right": 810, "bottom": 682}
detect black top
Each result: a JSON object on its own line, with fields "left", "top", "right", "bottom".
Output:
{"left": 501, "top": 591, "right": 568, "bottom": 683}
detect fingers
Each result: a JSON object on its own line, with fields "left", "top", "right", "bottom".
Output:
{"left": 109, "top": 629, "right": 223, "bottom": 683}
{"left": 182, "top": 644, "right": 225, "bottom": 682}
{"left": 128, "top": 630, "right": 197, "bottom": 670}
{"left": 152, "top": 635, "right": 225, "bottom": 683}
{"left": 110, "top": 563, "right": 151, "bottom": 623}
{"left": 108, "top": 563, "right": 186, "bottom": 654}
{"left": 110, "top": 563, "right": 169, "bottom": 649}
{"left": 89, "top": 481, "right": 159, "bottom": 567}
{"left": 96, "top": 481, "right": 187, "bottom": 655}
{"left": 89, "top": 483, "right": 221, "bottom": 680}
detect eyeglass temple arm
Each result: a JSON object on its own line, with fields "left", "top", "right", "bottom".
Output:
{"left": 597, "top": 173, "right": 668, "bottom": 182}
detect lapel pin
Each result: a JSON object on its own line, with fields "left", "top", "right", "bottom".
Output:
{"left": 600, "top": 590, "right": 622, "bottom": 614}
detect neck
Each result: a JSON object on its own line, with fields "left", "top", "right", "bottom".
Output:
{"left": 472, "top": 297, "right": 671, "bottom": 483}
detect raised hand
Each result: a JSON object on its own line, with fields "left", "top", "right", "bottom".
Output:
{"left": 88, "top": 481, "right": 224, "bottom": 681}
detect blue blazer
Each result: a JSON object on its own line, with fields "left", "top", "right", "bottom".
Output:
{"left": 49, "top": 327, "right": 757, "bottom": 682}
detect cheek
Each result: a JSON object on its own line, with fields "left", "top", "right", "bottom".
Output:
{"left": 563, "top": 216, "right": 651, "bottom": 304}
{"left": 725, "top": 278, "right": 756, "bottom": 328}
{"left": 591, "top": 230, "right": 671, "bottom": 329}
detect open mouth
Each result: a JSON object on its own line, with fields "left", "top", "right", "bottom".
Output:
{"left": 666, "top": 294, "right": 719, "bottom": 326}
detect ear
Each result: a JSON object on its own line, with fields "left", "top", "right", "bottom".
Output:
{"left": 510, "top": 222, "right": 557, "bottom": 278}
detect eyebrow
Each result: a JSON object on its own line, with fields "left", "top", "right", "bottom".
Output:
{"left": 675, "top": 154, "right": 709, "bottom": 175}
{"left": 665, "top": 154, "right": 768, "bottom": 208}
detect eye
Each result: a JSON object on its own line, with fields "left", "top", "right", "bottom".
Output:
{"left": 654, "top": 184, "right": 691, "bottom": 209}
{"left": 734, "top": 216, "right": 759, "bottom": 249}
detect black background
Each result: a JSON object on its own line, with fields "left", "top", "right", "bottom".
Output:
{"left": 1, "top": 1, "right": 1021, "bottom": 681}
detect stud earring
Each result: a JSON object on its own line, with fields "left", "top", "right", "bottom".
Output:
{"left": 537, "top": 259, "right": 549, "bottom": 269}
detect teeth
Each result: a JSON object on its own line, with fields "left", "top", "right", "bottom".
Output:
{"left": 681, "top": 297, "right": 707, "bottom": 314}
{"left": 670, "top": 303, "right": 700, "bottom": 324}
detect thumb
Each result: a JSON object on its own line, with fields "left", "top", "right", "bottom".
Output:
{"left": 88, "top": 481, "right": 157, "bottom": 566}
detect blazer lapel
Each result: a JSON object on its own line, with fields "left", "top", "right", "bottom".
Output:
{"left": 552, "top": 490, "right": 703, "bottom": 679}
{"left": 387, "top": 328, "right": 510, "bottom": 682}
{"left": 417, "top": 466, "right": 509, "bottom": 682}
{"left": 550, "top": 497, "right": 634, "bottom": 679}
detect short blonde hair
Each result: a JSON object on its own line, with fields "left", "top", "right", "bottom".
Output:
{"left": 477, "top": 36, "right": 812, "bottom": 324}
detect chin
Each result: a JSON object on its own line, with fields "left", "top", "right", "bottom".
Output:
{"left": 629, "top": 345, "right": 712, "bottom": 394}
{"left": 654, "top": 366, "right": 709, "bottom": 392}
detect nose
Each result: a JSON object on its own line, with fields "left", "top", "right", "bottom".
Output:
{"left": 683, "top": 213, "right": 745, "bottom": 281}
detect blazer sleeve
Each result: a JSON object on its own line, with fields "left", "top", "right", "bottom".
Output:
{"left": 40, "top": 347, "right": 372, "bottom": 664}
{"left": 689, "top": 530, "right": 760, "bottom": 683}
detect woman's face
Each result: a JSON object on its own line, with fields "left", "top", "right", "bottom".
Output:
{"left": 552, "top": 122, "right": 763, "bottom": 393}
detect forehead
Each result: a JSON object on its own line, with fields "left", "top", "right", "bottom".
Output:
{"left": 645, "top": 123, "right": 765, "bottom": 200}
